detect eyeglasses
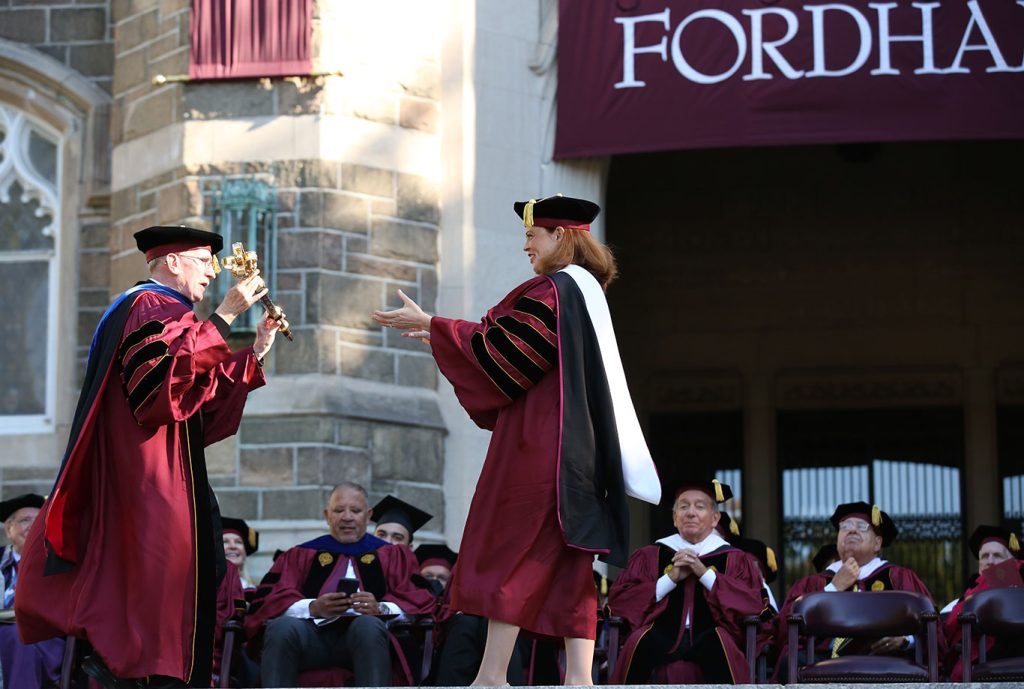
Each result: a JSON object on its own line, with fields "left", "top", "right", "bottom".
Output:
{"left": 838, "top": 519, "right": 872, "bottom": 533}
{"left": 176, "top": 253, "right": 215, "bottom": 268}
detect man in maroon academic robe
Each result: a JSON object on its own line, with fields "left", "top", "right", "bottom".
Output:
{"left": 15, "top": 226, "right": 278, "bottom": 688}
{"left": 244, "top": 482, "right": 436, "bottom": 687}
{"left": 773, "top": 501, "right": 937, "bottom": 680}
{"left": 942, "top": 524, "right": 1023, "bottom": 680}
{"left": 608, "top": 480, "right": 764, "bottom": 684}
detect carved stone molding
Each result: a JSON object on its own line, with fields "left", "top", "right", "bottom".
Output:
{"left": 647, "top": 370, "right": 743, "bottom": 412}
{"left": 776, "top": 367, "right": 963, "bottom": 409}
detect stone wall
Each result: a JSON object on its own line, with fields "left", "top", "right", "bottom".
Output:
{"left": 0, "top": 1, "right": 113, "bottom": 92}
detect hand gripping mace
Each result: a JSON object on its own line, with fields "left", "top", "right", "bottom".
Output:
{"left": 221, "top": 242, "right": 294, "bottom": 341}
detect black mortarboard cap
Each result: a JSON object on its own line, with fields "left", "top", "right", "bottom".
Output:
{"left": 414, "top": 543, "right": 458, "bottom": 569}
{"left": 811, "top": 543, "right": 840, "bottom": 573}
{"left": 371, "top": 495, "right": 433, "bottom": 535}
{"left": 734, "top": 536, "right": 779, "bottom": 583}
{"left": 968, "top": 524, "right": 1021, "bottom": 560}
{"left": 134, "top": 225, "right": 224, "bottom": 259}
{"left": 717, "top": 511, "right": 741, "bottom": 540}
{"left": 0, "top": 493, "right": 45, "bottom": 523}
{"left": 674, "top": 479, "right": 733, "bottom": 504}
{"left": 513, "top": 194, "right": 600, "bottom": 230}
{"left": 830, "top": 501, "right": 898, "bottom": 547}
{"left": 221, "top": 516, "right": 259, "bottom": 555}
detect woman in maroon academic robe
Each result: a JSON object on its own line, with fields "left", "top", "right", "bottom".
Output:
{"left": 15, "top": 226, "right": 277, "bottom": 687}
{"left": 373, "top": 195, "right": 661, "bottom": 685}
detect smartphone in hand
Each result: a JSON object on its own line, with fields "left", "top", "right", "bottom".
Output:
{"left": 336, "top": 578, "right": 359, "bottom": 597}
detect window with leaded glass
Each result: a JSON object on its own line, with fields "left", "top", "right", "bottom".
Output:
{"left": 0, "top": 104, "right": 61, "bottom": 431}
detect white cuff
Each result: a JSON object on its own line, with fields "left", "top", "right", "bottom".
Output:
{"left": 699, "top": 569, "right": 717, "bottom": 590}
{"left": 824, "top": 583, "right": 838, "bottom": 592}
{"left": 380, "top": 601, "right": 404, "bottom": 616}
{"left": 655, "top": 574, "right": 677, "bottom": 602}
{"left": 286, "top": 599, "right": 314, "bottom": 619}
{"left": 905, "top": 635, "right": 916, "bottom": 650}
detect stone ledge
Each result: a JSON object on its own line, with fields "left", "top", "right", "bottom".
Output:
{"left": 110, "top": 114, "right": 440, "bottom": 191}
{"left": 245, "top": 373, "right": 446, "bottom": 431}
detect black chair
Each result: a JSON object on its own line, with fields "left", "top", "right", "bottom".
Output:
{"left": 787, "top": 590, "right": 938, "bottom": 683}
{"left": 957, "top": 587, "right": 1024, "bottom": 682}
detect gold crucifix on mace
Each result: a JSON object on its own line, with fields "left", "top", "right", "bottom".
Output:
{"left": 221, "top": 242, "right": 294, "bottom": 341}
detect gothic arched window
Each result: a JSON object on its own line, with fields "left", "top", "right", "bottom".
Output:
{"left": 0, "top": 104, "right": 61, "bottom": 430}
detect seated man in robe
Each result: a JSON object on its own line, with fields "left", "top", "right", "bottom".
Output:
{"left": 0, "top": 493, "right": 64, "bottom": 689}
{"left": 774, "top": 501, "right": 936, "bottom": 679}
{"left": 372, "top": 496, "right": 432, "bottom": 547}
{"left": 414, "top": 544, "right": 457, "bottom": 594}
{"left": 943, "top": 524, "right": 1023, "bottom": 680}
{"left": 244, "top": 482, "right": 436, "bottom": 687}
{"left": 608, "top": 480, "right": 764, "bottom": 684}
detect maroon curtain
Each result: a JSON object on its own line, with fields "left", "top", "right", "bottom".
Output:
{"left": 190, "top": 0, "right": 312, "bottom": 80}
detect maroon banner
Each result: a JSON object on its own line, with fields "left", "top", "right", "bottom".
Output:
{"left": 190, "top": 0, "right": 312, "bottom": 80}
{"left": 555, "top": 0, "right": 1024, "bottom": 158}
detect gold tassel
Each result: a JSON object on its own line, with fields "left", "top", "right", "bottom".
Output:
{"left": 600, "top": 576, "right": 608, "bottom": 596}
{"left": 766, "top": 547, "right": 778, "bottom": 573}
{"left": 871, "top": 505, "right": 882, "bottom": 527}
{"left": 523, "top": 199, "right": 536, "bottom": 228}
{"left": 713, "top": 479, "right": 724, "bottom": 503}
{"left": 729, "top": 519, "right": 740, "bottom": 536}
{"left": 212, "top": 254, "right": 221, "bottom": 275}
{"left": 1010, "top": 532, "right": 1020, "bottom": 553}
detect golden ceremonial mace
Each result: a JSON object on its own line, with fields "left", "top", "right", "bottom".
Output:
{"left": 221, "top": 242, "right": 294, "bottom": 341}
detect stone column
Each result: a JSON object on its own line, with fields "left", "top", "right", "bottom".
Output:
{"left": 744, "top": 373, "right": 777, "bottom": 544}
{"left": 964, "top": 367, "right": 999, "bottom": 528}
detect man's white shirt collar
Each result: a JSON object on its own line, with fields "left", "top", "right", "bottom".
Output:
{"left": 656, "top": 531, "right": 729, "bottom": 556}
{"left": 826, "top": 556, "right": 887, "bottom": 580}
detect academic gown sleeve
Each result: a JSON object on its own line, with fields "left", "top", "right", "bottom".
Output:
{"left": 429, "top": 276, "right": 557, "bottom": 430}
{"left": 772, "top": 573, "right": 829, "bottom": 663}
{"left": 887, "top": 565, "right": 947, "bottom": 660}
{"left": 119, "top": 292, "right": 265, "bottom": 433}
{"left": 244, "top": 547, "right": 316, "bottom": 641}
{"left": 378, "top": 544, "right": 438, "bottom": 616}
{"left": 708, "top": 551, "right": 768, "bottom": 640}
{"left": 607, "top": 545, "right": 663, "bottom": 634}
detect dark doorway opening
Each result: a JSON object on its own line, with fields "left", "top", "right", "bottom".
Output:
{"left": 647, "top": 411, "right": 743, "bottom": 540}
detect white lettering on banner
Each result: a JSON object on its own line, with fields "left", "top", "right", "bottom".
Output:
{"left": 870, "top": 2, "right": 941, "bottom": 75}
{"left": 742, "top": 8, "right": 805, "bottom": 81}
{"left": 614, "top": 1, "right": 1024, "bottom": 88}
{"left": 615, "top": 10, "right": 670, "bottom": 88}
{"left": 947, "top": 0, "right": 1023, "bottom": 73}
{"left": 805, "top": 4, "right": 873, "bottom": 78}
{"left": 671, "top": 10, "right": 747, "bottom": 84}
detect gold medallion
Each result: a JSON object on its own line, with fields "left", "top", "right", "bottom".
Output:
{"left": 318, "top": 552, "right": 334, "bottom": 567}
{"left": 871, "top": 580, "right": 885, "bottom": 592}
{"left": 361, "top": 553, "right": 376, "bottom": 564}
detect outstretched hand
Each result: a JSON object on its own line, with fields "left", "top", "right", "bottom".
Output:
{"left": 372, "top": 289, "right": 432, "bottom": 337}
